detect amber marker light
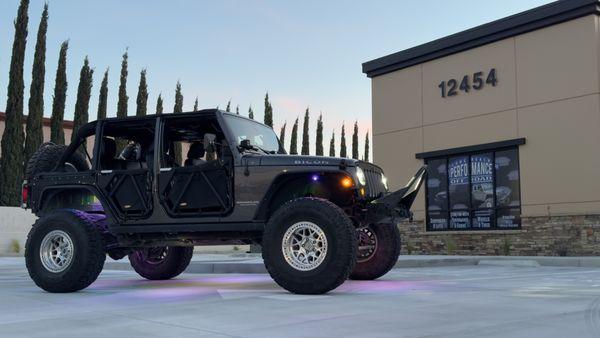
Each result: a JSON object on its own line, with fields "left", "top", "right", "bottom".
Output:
{"left": 341, "top": 177, "right": 354, "bottom": 188}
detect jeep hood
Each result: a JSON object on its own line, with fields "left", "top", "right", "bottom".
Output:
{"left": 257, "top": 155, "right": 359, "bottom": 167}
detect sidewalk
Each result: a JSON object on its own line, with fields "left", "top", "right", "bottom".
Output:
{"left": 104, "top": 253, "right": 600, "bottom": 273}
{"left": 3, "top": 254, "right": 600, "bottom": 273}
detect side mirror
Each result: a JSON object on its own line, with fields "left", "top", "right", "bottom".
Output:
{"left": 239, "top": 139, "right": 252, "bottom": 150}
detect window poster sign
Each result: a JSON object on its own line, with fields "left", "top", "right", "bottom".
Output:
{"left": 428, "top": 211, "right": 448, "bottom": 229}
{"left": 473, "top": 209, "right": 493, "bottom": 229}
{"left": 497, "top": 208, "right": 520, "bottom": 228}
{"left": 471, "top": 153, "right": 493, "bottom": 208}
{"left": 426, "top": 159, "right": 448, "bottom": 229}
{"left": 495, "top": 149, "right": 520, "bottom": 208}
{"left": 450, "top": 210, "right": 470, "bottom": 229}
{"left": 449, "top": 156, "right": 470, "bottom": 228}
{"left": 427, "top": 159, "right": 447, "bottom": 210}
{"left": 425, "top": 147, "right": 522, "bottom": 231}
{"left": 471, "top": 153, "right": 493, "bottom": 228}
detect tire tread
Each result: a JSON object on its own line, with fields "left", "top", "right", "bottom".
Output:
{"left": 349, "top": 223, "right": 401, "bottom": 280}
{"left": 25, "top": 209, "right": 106, "bottom": 293}
{"left": 262, "top": 197, "right": 357, "bottom": 294}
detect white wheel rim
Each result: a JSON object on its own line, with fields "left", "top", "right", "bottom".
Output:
{"left": 282, "top": 221, "right": 328, "bottom": 271}
{"left": 40, "top": 230, "right": 74, "bottom": 273}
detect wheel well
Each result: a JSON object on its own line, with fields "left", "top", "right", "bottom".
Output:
{"left": 39, "top": 187, "right": 108, "bottom": 217}
{"left": 255, "top": 171, "right": 355, "bottom": 221}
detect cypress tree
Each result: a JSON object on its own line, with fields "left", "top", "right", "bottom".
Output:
{"left": 115, "top": 50, "right": 129, "bottom": 150}
{"left": 301, "top": 107, "right": 310, "bottom": 155}
{"left": 315, "top": 113, "right": 323, "bottom": 156}
{"left": 364, "top": 131, "right": 370, "bottom": 162}
{"left": 174, "top": 82, "right": 183, "bottom": 113}
{"left": 263, "top": 92, "right": 273, "bottom": 127}
{"left": 135, "top": 69, "right": 148, "bottom": 116}
{"left": 329, "top": 131, "right": 335, "bottom": 157}
{"left": 193, "top": 97, "right": 198, "bottom": 112}
{"left": 116, "top": 50, "right": 128, "bottom": 119}
{"left": 0, "top": 0, "right": 29, "bottom": 206}
{"left": 225, "top": 100, "right": 231, "bottom": 112}
{"left": 248, "top": 106, "right": 254, "bottom": 119}
{"left": 279, "top": 122, "right": 286, "bottom": 149}
{"left": 156, "top": 94, "right": 163, "bottom": 114}
{"left": 50, "top": 41, "right": 68, "bottom": 145}
{"left": 173, "top": 81, "right": 183, "bottom": 164}
{"left": 24, "top": 3, "right": 48, "bottom": 166}
{"left": 71, "top": 57, "right": 93, "bottom": 144}
{"left": 340, "top": 124, "right": 347, "bottom": 157}
{"left": 236, "top": 105, "right": 239, "bottom": 115}
{"left": 289, "top": 118, "right": 298, "bottom": 155}
{"left": 97, "top": 69, "right": 108, "bottom": 120}
{"left": 352, "top": 121, "right": 359, "bottom": 159}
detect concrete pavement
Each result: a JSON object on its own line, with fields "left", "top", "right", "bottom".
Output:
{"left": 1, "top": 258, "right": 600, "bottom": 337}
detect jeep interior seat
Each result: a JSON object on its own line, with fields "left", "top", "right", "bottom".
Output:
{"left": 109, "top": 142, "right": 143, "bottom": 170}
{"left": 185, "top": 142, "right": 206, "bottom": 166}
{"left": 100, "top": 137, "right": 117, "bottom": 169}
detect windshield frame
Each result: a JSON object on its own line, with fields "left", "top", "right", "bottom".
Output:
{"left": 220, "top": 113, "right": 286, "bottom": 155}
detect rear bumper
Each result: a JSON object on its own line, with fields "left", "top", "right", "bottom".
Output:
{"left": 365, "top": 166, "right": 426, "bottom": 224}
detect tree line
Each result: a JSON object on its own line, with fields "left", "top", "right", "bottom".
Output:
{"left": 0, "top": 0, "right": 370, "bottom": 206}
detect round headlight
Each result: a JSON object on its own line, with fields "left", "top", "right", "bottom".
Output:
{"left": 381, "top": 174, "right": 389, "bottom": 190}
{"left": 356, "top": 167, "right": 366, "bottom": 185}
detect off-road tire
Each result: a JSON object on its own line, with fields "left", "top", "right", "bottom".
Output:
{"left": 25, "top": 209, "right": 106, "bottom": 293}
{"left": 262, "top": 197, "right": 358, "bottom": 294}
{"left": 349, "top": 223, "right": 401, "bottom": 280}
{"left": 25, "top": 142, "right": 89, "bottom": 179}
{"left": 128, "top": 247, "right": 194, "bottom": 280}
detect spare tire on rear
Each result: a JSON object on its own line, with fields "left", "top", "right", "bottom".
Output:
{"left": 25, "top": 142, "right": 89, "bottom": 179}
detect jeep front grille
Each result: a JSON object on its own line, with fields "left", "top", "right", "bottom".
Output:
{"left": 363, "top": 168, "right": 386, "bottom": 199}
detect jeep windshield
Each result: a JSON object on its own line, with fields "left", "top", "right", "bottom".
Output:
{"left": 224, "top": 114, "right": 284, "bottom": 154}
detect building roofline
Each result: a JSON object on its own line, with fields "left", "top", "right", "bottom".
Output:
{"left": 0, "top": 112, "right": 74, "bottom": 128}
{"left": 362, "top": 0, "right": 600, "bottom": 78}
{"left": 415, "top": 138, "right": 526, "bottom": 159}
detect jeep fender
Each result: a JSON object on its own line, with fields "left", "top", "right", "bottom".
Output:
{"left": 254, "top": 170, "right": 355, "bottom": 221}
{"left": 37, "top": 185, "right": 117, "bottom": 225}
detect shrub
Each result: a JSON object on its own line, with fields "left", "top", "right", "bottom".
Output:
{"left": 9, "top": 239, "right": 20, "bottom": 254}
{"left": 502, "top": 238, "right": 511, "bottom": 256}
{"left": 444, "top": 237, "right": 456, "bottom": 255}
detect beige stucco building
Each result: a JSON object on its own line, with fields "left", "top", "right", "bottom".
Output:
{"left": 0, "top": 112, "right": 75, "bottom": 149}
{"left": 363, "top": 0, "right": 600, "bottom": 255}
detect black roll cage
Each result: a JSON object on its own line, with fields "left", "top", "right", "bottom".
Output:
{"left": 63, "top": 109, "right": 281, "bottom": 173}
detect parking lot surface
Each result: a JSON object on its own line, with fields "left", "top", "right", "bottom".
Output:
{"left": 1, "top": 258, "right": 600, "bottom": 337}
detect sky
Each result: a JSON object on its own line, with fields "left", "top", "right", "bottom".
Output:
{"left": 0, "top": 0, "right": 553, "bottom": 156}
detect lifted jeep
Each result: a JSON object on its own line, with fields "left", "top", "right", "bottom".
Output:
{"left": 22, "top": 109, "right": 425, "bottom": 294}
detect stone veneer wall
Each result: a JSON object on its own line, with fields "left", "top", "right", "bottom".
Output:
{"left": 398, "top": 215, "right": 600, "bottom": 256}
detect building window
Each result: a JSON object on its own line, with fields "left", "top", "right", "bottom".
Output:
{"left": 425, "top": 147, "right": 521, "bottom": 231}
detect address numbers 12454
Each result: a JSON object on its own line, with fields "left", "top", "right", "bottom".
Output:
{"left": 438, "top": 68, "right": 497, "bottom": 98}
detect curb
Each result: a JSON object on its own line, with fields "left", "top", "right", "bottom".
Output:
{"left": 101, "top": 255, "right": 600, "bottom": 274}
{"left": 104, "top": 261, "right": 268, "bottom": 274}
{"left": 478, "top": 259, "right": 541, "bottom": 267}
{"left": 393, "top": 258, "right": 479, "bottom": 268}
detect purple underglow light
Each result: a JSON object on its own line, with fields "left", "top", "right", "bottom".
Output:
{"left": 311, "top": 174, "right": 319, "bottom": 182}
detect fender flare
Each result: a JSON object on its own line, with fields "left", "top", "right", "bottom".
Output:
{"left": 37, "top": 184, "right": 117, "bottom": 225}
{"left": 253, "top": 169, "right": 354, "bottom": 221}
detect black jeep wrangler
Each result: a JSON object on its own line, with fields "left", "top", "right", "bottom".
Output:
{"left": 22, "top": 109, "right": 425, "bottom": 294}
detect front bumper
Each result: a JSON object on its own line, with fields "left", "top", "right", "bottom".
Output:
{"left": 365, "top": 166, "right": 426, "bottom": 224}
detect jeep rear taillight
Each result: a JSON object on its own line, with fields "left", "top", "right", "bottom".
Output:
{"left": 21, "top": 181, "right": 29, "bottom": 208}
